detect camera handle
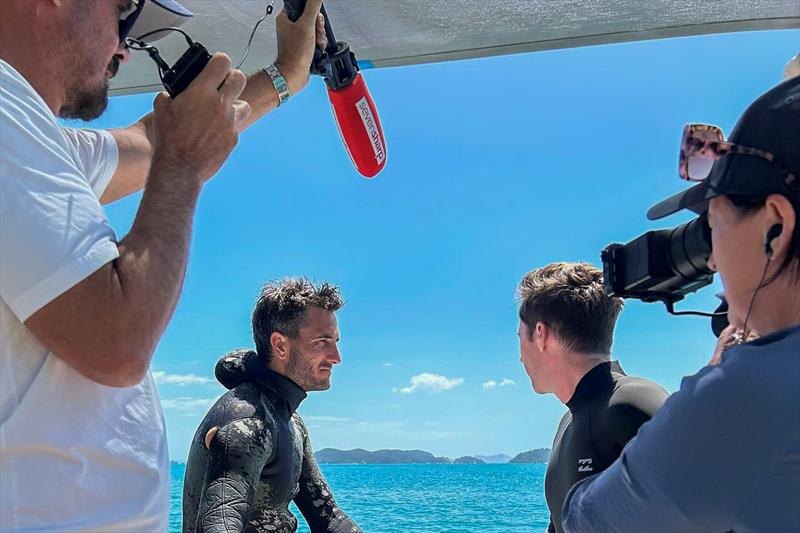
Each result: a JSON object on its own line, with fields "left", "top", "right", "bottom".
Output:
{"left": 665, "top": 301, "right": 727, "bottom": 318}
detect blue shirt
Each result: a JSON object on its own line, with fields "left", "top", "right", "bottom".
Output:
{"left": 562, "top": 325, "right": 800, "bottom": 533}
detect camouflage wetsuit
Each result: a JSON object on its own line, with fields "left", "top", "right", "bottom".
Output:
{"left": 182, "top": 349, "right": 361, "bottom": 533}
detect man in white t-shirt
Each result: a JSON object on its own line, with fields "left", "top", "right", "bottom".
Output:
{"left": 0, "top": 0, "right": 326, "bottom": 531}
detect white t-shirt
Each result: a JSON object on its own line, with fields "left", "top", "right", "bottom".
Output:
{"left": 0, "top": 61, "right": 169, "bottom": 532}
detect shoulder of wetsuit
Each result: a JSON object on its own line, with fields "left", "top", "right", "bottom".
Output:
{"left": 551, "top": 410, "right": 572, "bottom": 443}
{"left": 598, "top": 376, "right": 669, "bottom": 448}
{"left": 199, "top": 382, "right": 277, "bottom": 434}
{"left": 556, "top": 409, "right": 572, "bottom": 429}
{"left": 291, "top": 413, "right": 311, "bottom": 438}
{"left": 212, "top": 416, "right": 272, "bottom": 455}
{"left": 608, "top": 375, "right": 669, "bottom": 415}
{"left": 204, "top": 390, "right": 280, "bottom": 462}
{"left": 215, "top": 348, "right": 259, "bottom": 389}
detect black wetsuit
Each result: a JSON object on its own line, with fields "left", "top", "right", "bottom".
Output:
{"left": 545, "top": 361, "right": 668, "bottom": 533}
{"left": 182, "top": 349, "right": 361, "bottom": 533}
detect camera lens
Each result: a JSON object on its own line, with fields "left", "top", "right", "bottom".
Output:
{"left": 668, "top": 214, "right": 713, "bottom": 281}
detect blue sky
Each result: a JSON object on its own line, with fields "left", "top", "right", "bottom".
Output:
{"left": 85, "top": 29, "right": 798, "bottom": 461}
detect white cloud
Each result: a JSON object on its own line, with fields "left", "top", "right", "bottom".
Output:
{"left": 161, "top": 397, "right": 216, "bottom": 413}
{"left": 383, "top": 362, "right": 392, "bottom": 367}
{"left": 483, "top": 378, "right": 516, "bottom": 391}
{"left": 152, "top": 371, "right": 214, "bottom": 386}
{"left": 397, "top": 373, "right": 464, "bottom": 394}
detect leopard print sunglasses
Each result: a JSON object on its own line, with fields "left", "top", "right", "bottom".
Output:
{"left": 679, "top": 124, "right": 797, "bottom": 188}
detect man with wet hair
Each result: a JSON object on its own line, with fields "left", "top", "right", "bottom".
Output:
{"left": 183, "top": 277, "right": 361, "bottom": 533}
{"left": 516, "top": 262, "right": 668, "bottom": 533}
{"left": 0, "top": 0, "right": 326, "bottom": 530}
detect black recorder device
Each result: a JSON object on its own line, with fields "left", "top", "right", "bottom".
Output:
{"left": 125, "top": 29, "right": 211, "bottom": 98}
{"left": 161, "top": 42, "right": 212, "bottom": 97}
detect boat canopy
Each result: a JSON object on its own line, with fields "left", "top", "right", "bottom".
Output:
{"left": 110, "top": 0, "right": 800, "bottom": 96}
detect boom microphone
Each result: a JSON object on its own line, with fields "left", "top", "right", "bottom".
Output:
{"left": 327, "top": 71, "right": 386, "bottom": 178}
{"left": 284, "top": 1, "right": 387, "bottom": 178}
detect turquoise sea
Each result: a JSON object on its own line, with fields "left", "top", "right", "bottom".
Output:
{"left": 170, "top": 462, "right": 550, "bottom": 532}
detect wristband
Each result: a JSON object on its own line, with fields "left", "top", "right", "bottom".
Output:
{"left": 264, "top": 63, "right": 290, "bottom": 106}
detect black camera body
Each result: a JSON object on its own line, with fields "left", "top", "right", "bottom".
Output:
{"left": 601, "top": 215, "right": 714, "bottom": 305}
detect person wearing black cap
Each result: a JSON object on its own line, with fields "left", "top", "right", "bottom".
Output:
{"left": 562, "top": 78, "right": 800, "bottom": 532}
{"left": 0, "top": 0, "right": 325, "bottom": 531}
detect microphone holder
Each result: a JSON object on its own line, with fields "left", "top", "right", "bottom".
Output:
{"left": 284, "top": 1, "right": 360, "bottom": 90}
{"left": 312, "top": 42, "right": 359, "bottom": 90}
{"left": 310, "top": 5, "right": 359, "bottom": 90}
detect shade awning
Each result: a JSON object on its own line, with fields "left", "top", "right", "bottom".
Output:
{"left": 110, "top": 0, "right": 800, "bottom": 96}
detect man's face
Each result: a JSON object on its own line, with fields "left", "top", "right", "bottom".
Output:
{"left": 518, "top": 320, "right": 548, "bottom": 394}
{"left": 707, "top": 196, "right": 767, "bottom": 327}
{"left": 59, "top": 0, "right": 131, "bottom": 120}
{"left": 285, "top": 307, "right": 342, "bottom": 392}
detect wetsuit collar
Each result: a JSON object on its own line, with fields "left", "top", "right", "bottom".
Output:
{"left": 215, "top": 349, "right": 307, "bottom": 414}
{"left": 244, "top": 354, "right": 308, "bottom": 414}
{"left": 566, "top": 360, "right": 624, "bottom": 413}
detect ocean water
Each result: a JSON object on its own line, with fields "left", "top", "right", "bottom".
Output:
{"left": 170, "top": 462, "right": 550, "bottom": 532}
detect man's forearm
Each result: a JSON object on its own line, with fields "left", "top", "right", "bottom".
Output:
{"left": 295, "top": 431, "right": 363, "bottom": 533}
{"left": 103, "top": 118, "right": 153, "bottom": 204}
{"left": 238, "top": 69, "right": 281, "bottom": 130}
{"left": 113, "top": 154, "right": 203, "bottom": 362}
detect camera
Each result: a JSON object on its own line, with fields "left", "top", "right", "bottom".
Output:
{"left": 601, "top": 214, "right": 714, "bottom": 307}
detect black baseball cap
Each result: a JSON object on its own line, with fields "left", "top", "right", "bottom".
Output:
{"left": 647, "top": 77, "right": 800, "bottom": 220}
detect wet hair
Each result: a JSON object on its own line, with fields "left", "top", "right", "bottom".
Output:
{"left": 728, "top": 192, "right": 800, "bottom": 282}
{"left": 517, "top": 262, "right": 624, "bottom": 355}
{"left": 252, "top": 278, "right": 343, "bottom": 363}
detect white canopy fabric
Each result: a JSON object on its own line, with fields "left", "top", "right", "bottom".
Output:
{"left": 111, "top": 0, "right": 800, "bottom": 96}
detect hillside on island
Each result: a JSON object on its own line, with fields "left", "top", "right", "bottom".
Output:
{"left": 315, "top": 448, "right": 451, "bottom": 464}
{"left": 508, "top": 448, "right": 551, "bottom": 464}
{"left": 314, "top": 448, "right": 551, "bottom": 464}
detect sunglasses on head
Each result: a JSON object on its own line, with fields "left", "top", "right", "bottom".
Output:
{"left": 679, "top": 124, "right": 797, "bottom": 188}
{"left": 119, "top": 0, "right": 145, "bottom": 44}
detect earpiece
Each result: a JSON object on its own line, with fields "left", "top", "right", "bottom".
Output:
{"left": 764, "top": 224, "right": 783, "bottom": 258}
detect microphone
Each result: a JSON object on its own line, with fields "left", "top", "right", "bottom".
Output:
{"left": 327, "top": 72, "right": 387, "bottom": 178}
{"left": 284, "top": 0, "right": 387, "bottom": 178}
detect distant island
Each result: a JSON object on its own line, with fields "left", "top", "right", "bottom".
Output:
{"left": 475, "top": 454, "right": 512, "bottom": 464}
{"left": 173, "top": 449, "right": 550, "bottom": 466}
{"left": 315, "top": 448, "right": 550, "bottom": 464}
{"left": 453, "top": 456, "right": 485, "bottom": 464}
{"left": 508, "top": 448, "right": 551, "bottom": 464}
{"left": 316, "top": 448, "right": 451, "bottom": 464}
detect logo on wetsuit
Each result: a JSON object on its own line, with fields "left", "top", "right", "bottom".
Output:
{"left": 578, "top": 458, "right": 593, "bottom": 472}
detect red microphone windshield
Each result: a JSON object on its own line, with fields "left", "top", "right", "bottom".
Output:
{"left": 327, "top": 73, "right": 387, "bottom": 178}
